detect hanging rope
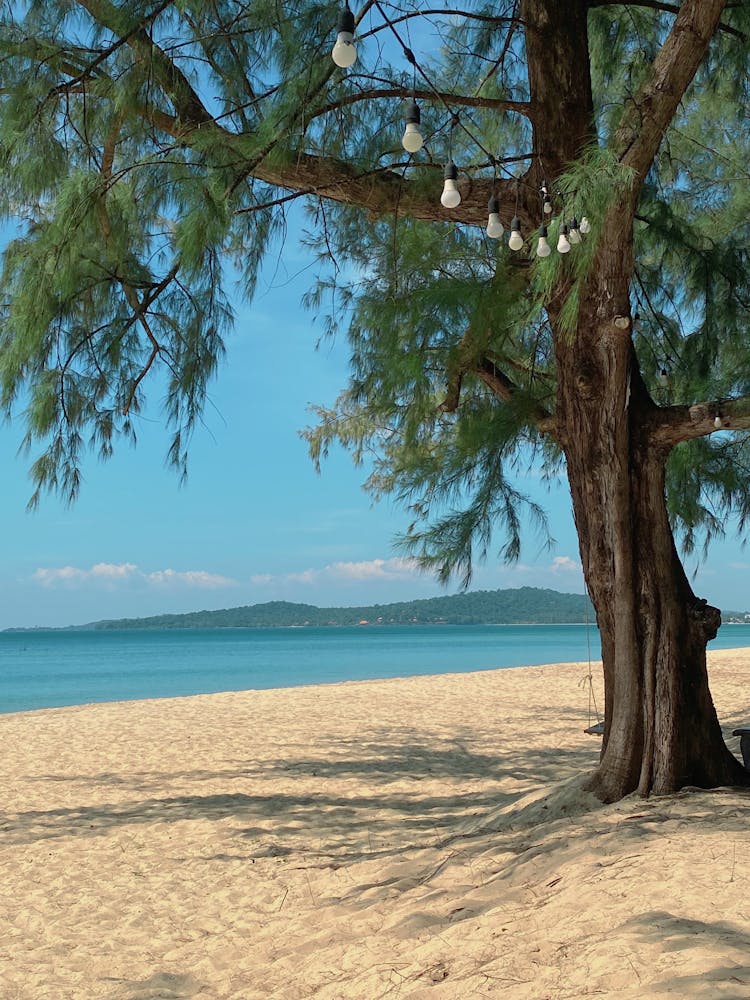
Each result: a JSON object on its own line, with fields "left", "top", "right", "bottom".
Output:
{"left": 580, "top": 586, "right": 602, "bottom": 734}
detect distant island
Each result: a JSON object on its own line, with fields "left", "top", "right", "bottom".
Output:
{"left": 7, "top": 586, "right": 749, "bottom": 632}
{"left": 16, "top": 587, "right": 593, "bottom": 631}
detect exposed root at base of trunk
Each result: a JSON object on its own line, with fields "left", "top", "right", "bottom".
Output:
{"left": 584, "top": 748, "right": 750, "bottom": 804}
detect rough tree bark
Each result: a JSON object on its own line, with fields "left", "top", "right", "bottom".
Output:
{"left": 525, "top": 0, "right": 750, "bottom": 799}
{"left": 557, "top": 322, "right": 749, "bottom": 801}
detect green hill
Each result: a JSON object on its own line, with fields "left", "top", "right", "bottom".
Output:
{"left": 86, "top": 587, "right": 595, "bottom": 630}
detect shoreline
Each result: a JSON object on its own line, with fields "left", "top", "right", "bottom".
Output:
{"left": 2, "top": 656, "right": 601, "bottom": 719}
{"left": 3, "top": 643, "right": 750, "bottom": 720}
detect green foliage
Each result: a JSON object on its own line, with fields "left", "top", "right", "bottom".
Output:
{"left": 667, "top": 435, "right": 750, "bottom": 558}
{"left": 303, "top": 211, "right": 559, "bottom": 583}
{"left": 0, "top": 0, "right": 748, "bottom": 577}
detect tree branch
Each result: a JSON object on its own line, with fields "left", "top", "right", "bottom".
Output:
{"left": 141, "top": 107, "right": 534, "bottom": 228}
{"left": 52, "top": 0, "right": 175, "bottom": 98}
{"left": 614, "top": 0, "right": 730, "bottom": 181}
{"left": 650, "top": 396, "right": 750, "bottom": 448}
{"left": 75, "top": 0, "right": 214, "bottom": 128}
{"left": 474, "top": 356, "right": 556, "bottom": 436}
{"left": 588, "top": 1, "right": 746, "bottom": 42}
{"left": 310, "top": 87, "right": 533, "bottom": 120}
{"left": 439, "top": 355, "right": 557, "bottom": 436}
{"left": 68, "top": 0, "right": 539, "bottom": 229}
{"left": 359, "top": 8, "right": 521, "bottom": 40}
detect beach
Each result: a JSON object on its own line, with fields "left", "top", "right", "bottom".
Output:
{"left": 2, "top": 649, "right": 749, "bottom": 999}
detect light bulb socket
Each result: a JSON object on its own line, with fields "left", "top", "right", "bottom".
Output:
{"left": 539, "top": 224, "right": 548, "bottom": 237}
{"left": 444, "top": 160, "right": 458, "bottom": 181}
{"left": 336, "top": 5, "right": 355, "bottom": 33}
{"left": 570, "top": 216, "right": 579, "bottom": 230}
{"left": 510, "top": 215, "right": 520, "bottom": 232}
{"left": 487, "top": 195, "right": 500, "bottom": 215}
{"left": 405, "top": 98, "right": 420, "bottom": 125}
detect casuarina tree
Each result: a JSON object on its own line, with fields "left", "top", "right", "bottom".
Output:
{"left": 1, "top": 0, "right": 749, "bottom": 800}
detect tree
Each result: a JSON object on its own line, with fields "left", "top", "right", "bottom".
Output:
{"left": 1, "top": 0, "right": 749, "bottom": 801}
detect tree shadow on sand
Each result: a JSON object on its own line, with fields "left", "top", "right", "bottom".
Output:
{"left": 617, "top": 911, "right": 750, "bottom": 996}
{"left": 4, "top": 737, "right": 598, "bottom": 853}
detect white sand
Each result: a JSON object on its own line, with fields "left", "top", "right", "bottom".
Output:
{"left": 2, "top": 649, "right": 750, "bottom": 999}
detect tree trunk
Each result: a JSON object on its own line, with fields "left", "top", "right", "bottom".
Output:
{"left": 557, "top": 325, "right": 750, "bottom": 802}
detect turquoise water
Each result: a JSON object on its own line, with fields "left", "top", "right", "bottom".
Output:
{"left": 1, "top": 623, "right": 749, "bottom": 714}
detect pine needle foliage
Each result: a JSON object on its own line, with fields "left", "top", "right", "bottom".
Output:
{"left": 0, "top": 0, "right": 748, "bottom": 579}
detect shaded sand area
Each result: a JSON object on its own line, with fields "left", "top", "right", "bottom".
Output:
{"left": 2, "top": 650, "right": 750, "bottom": 999}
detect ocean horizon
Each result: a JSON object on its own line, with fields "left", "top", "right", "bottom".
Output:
{"left": 2, "top": 622, "right": 750, "bottom": 715}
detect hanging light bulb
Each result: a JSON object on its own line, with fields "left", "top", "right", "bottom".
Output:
{"left": 541, "top": 181, "right": 553, "bottom": 215}
{"left": 440, "top": 161, "right": 461, "bottom": 209}
{"left": 486, "top": 196, "right": 503, "bottom": 239}
{"left": 508, "top": 216, "right": 523, "bottom": 251}
{"left": 714, "top": 414, "right": 723, "bottom": 429}
{"left": 557, "top": 223, "right": 571, "bottom": 254}
{"left": 569, "top": 218, "right": 582, "bottom": 244}
{"left": 657, "top": 367, "right": 671, "bottom": 389}
{"left": 579, "top": 216, "right": 591, "bottom": 234}
{"left": 331, "top": 4, "right": 357, "bottom": 68}
{"left": 536, "top": 224, "right": 551, "bottom": 258}
{"left": 401, "top": 99, "right": 423, "bottom": 153}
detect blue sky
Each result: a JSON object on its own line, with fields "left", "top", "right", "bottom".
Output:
{"left": 1, "top": 228, "right": 747, "bottom": 629}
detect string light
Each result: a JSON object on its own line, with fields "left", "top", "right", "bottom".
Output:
{"left": 536, "top": 224, "right": 551, "bottom": 258}
{"left": 486, "top": 196, "right": 503, "bottom": 239}
{"left": 331, "top": 4, "right": 357, "bottom": 67}
{"left": 441, "top": 161, "right": 461, "bottom": 208}
{"left": 324, "top": 11, "right": 594, "bottom": 247}
{"left": 714, "top": 414, "right": 723, "bottom": 429}
{"left": 402, "top": 98, "right": 423, "bottom": 153}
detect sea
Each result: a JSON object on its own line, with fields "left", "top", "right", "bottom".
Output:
{"left": 2, "top": 622, "right": 750, "bottom": 715}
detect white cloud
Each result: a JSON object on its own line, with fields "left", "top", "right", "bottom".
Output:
{"left": 327, "top": 557, "right": 420, "bottom": 581}
{"left": 146, "top": 569, "right": 236, "bottom": 588}
{"left": 33, "top": 566, "right": 88, "bottom": 587}
{"left": 32, "top": 562, "right": 237, "bottom": 590}
{"left": 498, "top": 556, "right": 581, "bottom": 576}
{"left": 91, "top": 562, "right": 139, "bottom": 580}
{"left": 250, "top": 574, "right": 274, "bottom": 585}
{"left": 287, "top": 569, "right": 319, "bottom": 585}
{"left": 285, "top": 557, "right": 422, "bottom": 585}
{"left": 549, "top": 556, "right": 581, "bottom": 573}
{"left": 729, "top": 562, "right": 750, "bottom": 571}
